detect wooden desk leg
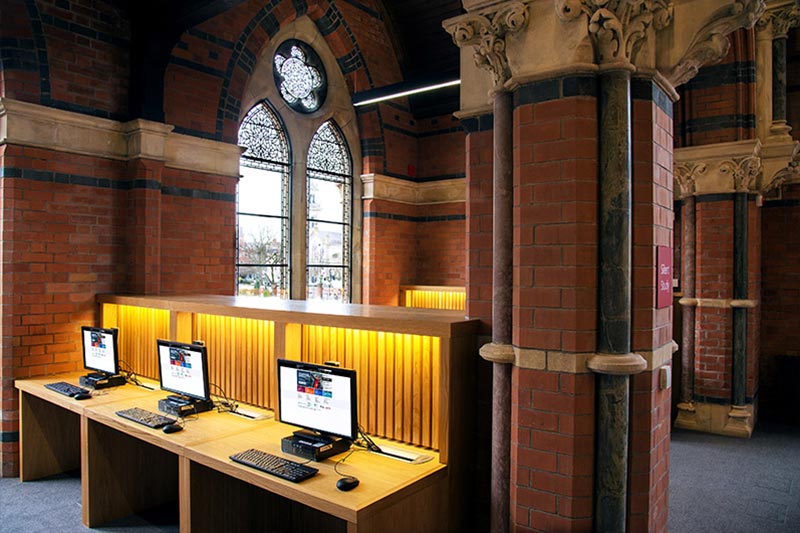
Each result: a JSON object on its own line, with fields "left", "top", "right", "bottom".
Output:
{"left": 179, "top": 456, "right": 191, "bottom": 533}
{"left": 18, "top": 391, "right": 80, "bottom": 481}
{"left": 81, "top": 418, "right": 179, "bottom": 527}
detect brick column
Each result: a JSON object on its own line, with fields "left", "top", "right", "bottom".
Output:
{"left": 123, "top": 120, "right": 172, "bottom": 294}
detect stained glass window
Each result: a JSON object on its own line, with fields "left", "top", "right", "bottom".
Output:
{"left": 273, "top": 40, "right": 327, "bottom": 114}
{"left": 236, "top": 101, "right": 290, "bottom": 299}
{"left": 306, "top": 121, "right": 352, "bottom": 303}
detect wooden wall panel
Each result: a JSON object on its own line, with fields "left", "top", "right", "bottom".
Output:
{"left": 301, "top": 326, "right": 440, "bottom": 450}
{"left": 104, "top": 304, "right": 170, "bottom": 380}
{"left": 193, "top": 314, "right": 275, "bottom": 409}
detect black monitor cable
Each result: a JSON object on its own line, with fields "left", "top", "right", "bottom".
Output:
{"left": 356, "top": 424, "right": 382, "bottom": 453}
{"left": 118, "top": 360, "right": 155, "bottom": 390}
{"left": 209, "top": 382, "right": 237, "bottom": 414}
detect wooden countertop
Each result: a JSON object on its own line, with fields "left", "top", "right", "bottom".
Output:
{"left": 98, "top": 294, "right": 478, "bottom": 337}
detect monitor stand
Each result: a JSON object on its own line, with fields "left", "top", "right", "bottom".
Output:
{"left": 281, "top": 429, "right": 352, "bottom": 461}
{"left": 158, "top": 395, "right": 214, "bottom": 417}
{"left": 79, "top": 371, "right": 126, "bottom": 389}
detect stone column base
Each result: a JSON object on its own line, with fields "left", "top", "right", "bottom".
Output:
{"left": 674, "top": 401, "right": 756, "bottom": 438}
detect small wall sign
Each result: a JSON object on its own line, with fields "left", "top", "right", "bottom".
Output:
{"left": 657, "top": 246, "right": 672, "bottom": 309}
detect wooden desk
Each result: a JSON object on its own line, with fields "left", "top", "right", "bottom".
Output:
{"left": 184, "top": 426, "right": 446, "bottom": 532}
{"left": 16, "top": 372, "right": 155, "bottom": 481}
{"left": 16, "top": 375, "right": 451, "bottom": 532}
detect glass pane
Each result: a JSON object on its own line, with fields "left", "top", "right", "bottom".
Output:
{"left": 307, "top": 178, "right": 345, "bottom": 223}
{"left": 237, "top": 265, "right": 288, "bottom": 298}
{"left": 239, "top": 166, "right": 286, "bottom": 217}
{"left": 238, "top": 215, "right": 288, "bottom": 266}
{"left": 307, "top": 221, "right": 344, "bottom": 266}
{"left": 307, "top": 266, "right": 347, "bottom": 302}
{"left": 238, "top": 102, "right": 289, "bottom": 164}
{"left": 307, "top": 122, "right": 350, "bottom": 174}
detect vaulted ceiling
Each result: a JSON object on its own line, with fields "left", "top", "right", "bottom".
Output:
{"left": 126, "top": 0, "right": 464, "bottom": 121}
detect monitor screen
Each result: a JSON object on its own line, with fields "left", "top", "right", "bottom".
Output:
{"left": 277, "top": 359, "right": 358, "bottom": 441}
{"left": 81, "top": 326, "right": 119, "bottom": 375}
{"left": 157, "top": 340, "right": 210, "bottom": 401}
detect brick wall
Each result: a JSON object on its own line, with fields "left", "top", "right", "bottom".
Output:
{"left": 674, "top": 28, "right": 755, "bottom": 148}
{"left": 1, "top": 0, "right": 130, "bottom": 119}
{"left": 1, "top": 145, "right": 130, "bottom": 475}
{"left": 628, "top": 369, "right": 671, "bottom": 533}
{"left": 464, "top": 124, "right": 494, "bottom": 333}
{"left": 512, "top": 369, "right": 595, "bottom": 531}
{"left": 629, "top": 82, "right": 674, "bottom": 531}
{"left": 513, "top": 93, "right": 598, "bottom": 353}
{"left": 695, "top": 199, "right": 734, "bottom": 400}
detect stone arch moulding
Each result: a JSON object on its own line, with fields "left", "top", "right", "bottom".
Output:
{"left": 238, "top": 15, "right": 363, "bottom": 303}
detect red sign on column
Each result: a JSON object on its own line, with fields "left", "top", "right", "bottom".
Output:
{"left": 657, "top": 245, "right": 672, "bottom": 309}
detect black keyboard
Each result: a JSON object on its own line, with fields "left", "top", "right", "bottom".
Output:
{"left": 116, "top": 407, "right": 176, "bottom": 429}
{"left": 45, "top": 381, "right": 89, "bottom": 397}
{"left": 229, "top": 448, "right": 318, "bottom": 482}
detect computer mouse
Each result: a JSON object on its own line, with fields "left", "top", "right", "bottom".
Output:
{"left": 162, "top": 424, "right": 183, "bottom": 434}
{"left": 336, "top": 476, "right": 359, "bottom": 491}
{"left": 72, "top": 392, "right": 92, "bottom": 400}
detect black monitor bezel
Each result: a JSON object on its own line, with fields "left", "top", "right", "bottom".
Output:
{"left": 277, "top": 358, "right": 358, "bottom": 441}
{"left": 156, "top": 339, "right": 211, "bottom": 401}
{"left": 81, "top": 326, "right": 119, "bottom": 375}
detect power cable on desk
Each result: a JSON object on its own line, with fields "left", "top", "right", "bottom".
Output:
{"left": 209, "top": 382, "right": 237, "bottom": 413}
{"left": 118, "top": 360, "right": 156, "bottom": 390}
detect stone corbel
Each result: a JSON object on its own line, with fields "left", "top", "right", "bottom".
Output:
{"left": 760, "top": 140, "right": 800, "bottom": 197}
{"left": 674, "top": 139, "right": 763, "bottom": 195}
{"left": 443, "top": 1, "right": 530, "bottom": 89}
{"left": 661, "top": 0, "right": 766, "bottom": 89}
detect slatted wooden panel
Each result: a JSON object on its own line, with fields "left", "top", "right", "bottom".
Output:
{"left": 193, "top": 314, "right": 275, "bottom": 409}
{"left": 301, "top": 325, "right": 440, "bottom": 450}
{"left": 108, "top": 304, "right": 170, "bottom": 380}
{"left": 402, "top": 288, "right": 465, "bottom": 311}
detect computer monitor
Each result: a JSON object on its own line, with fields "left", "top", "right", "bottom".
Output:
{"left": 277, "top": 359, "right": 358, "bottom": 442}
{"left": 81, "top": 326, "right": 119, "bottom": 376}
{"left": 156, "top": 340, "right": 211, "bottom": 402}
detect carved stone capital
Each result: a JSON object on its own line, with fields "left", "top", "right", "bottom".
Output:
{"left": 578, "top": 0, "right": 673, "bottom": 66}
{"left": 663, "top": 0, "right": 766, "bottom": 88}
{"left": 674, "top": 139, "right": 763, "bottom": 195}
{"left": 444, "top": 2, "right": 530, "bottom": 88}
{"left": 766, "top": 2, "right": 800, "bottom": 38}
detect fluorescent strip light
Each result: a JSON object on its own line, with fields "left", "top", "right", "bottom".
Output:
{"left": 353, "top": 79, "right": 461, "bottom": 107}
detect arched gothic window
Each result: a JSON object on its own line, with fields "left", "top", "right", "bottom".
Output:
{"left": 236, "top": 101, "right": 290, "bottom": 298}
{"left": 237, "top": 106, "right": 353, "bottom": 302}
{"left": 306, "top": 121, "right": 352, "bottom": 303}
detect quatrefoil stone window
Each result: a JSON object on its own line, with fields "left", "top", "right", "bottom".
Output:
{"left": 273, "top": 39, "right": 327, "bottom": 114}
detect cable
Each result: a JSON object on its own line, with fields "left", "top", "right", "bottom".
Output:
{"left": 117, "top": 360, "right": 156, "bottom": 390}
{"left": 209, "top": 382, "right": 237, "bottom": 413}
{"left": 357, "top": 425, "right": 382, "bottom": 453}
{"left": 333, "top": 448, "right": 360, "bottom": 477}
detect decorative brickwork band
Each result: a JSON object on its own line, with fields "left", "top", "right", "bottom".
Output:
{"left": 443, "top": 2, "right": 530, "bottom": 88}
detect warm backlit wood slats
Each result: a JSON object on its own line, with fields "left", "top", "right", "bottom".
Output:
{"left": 193, "top": 314, "right": 275, "bottom": 409}
{"left": 103, "top": 304, "right": 170, "bottom": 380}
{"left": 400, "top": 286, "right": 466, "bottom": 311}
{"left": 97, "top": 295, "right": 477, "bottom": 459}
{"left": 302, "top": 325, "right": 439, "bottom": 450}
